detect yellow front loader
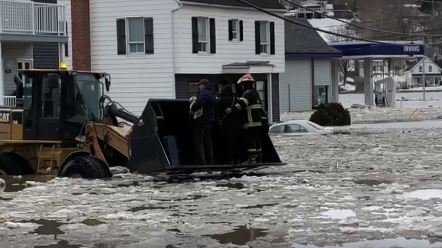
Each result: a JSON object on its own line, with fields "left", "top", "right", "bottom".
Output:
{"left": 0, "top": 69, "right": 283, "bottom": 178}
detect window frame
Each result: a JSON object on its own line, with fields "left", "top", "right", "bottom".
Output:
{"left": 259, "top": 21, "right": 270, "bottom": 55}
{"left": 419, "top": 66, "right": 423, "bottom": 73}
{"left": 41, "top": 74, "right": 61, "bottom": 120}
{"left": 231, "top": 19, "right": 240, "bottom": 41}
{"left": 126, "top": 17, "right": 145, "bottom": 54}
{"left": 197, "top": 17, "right": 210, "bottom": 53}
{"left": 429, "top": 65, "right": 433, "bottom": 72}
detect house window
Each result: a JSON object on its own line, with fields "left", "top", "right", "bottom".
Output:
{"left": 192, "top": 17, "right": 216, "bottom": 54}
{"left": 255, "top": 21, "right": 275, "bottom": 55}
{"left": 197, "top": 17, "right": 209, "bottom": 52}
{"left": 314, "top": 86, "right": 329, "bottom": 107}
{"left": 231, "top": 19, "right": 239, "bottom": 40}
{"left": 116, "top": 17, "right": 154, "bottom": 55}
{"left": 229, "top": 19, "right": 244, "bottom": 42}
{"left": 429, "top": 65, "right": 433, "bottom": 72}
{"left": 128, "top": 17, "right": 145, "bottom": 53}
{"left": 259, "top": 21, "right": 270, "bottom": 54}
{"left": 419, "top": 66, "right": 423, "bottom": 72}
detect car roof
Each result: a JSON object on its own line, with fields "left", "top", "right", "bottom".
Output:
{"left": 271, "top": 120, "right": 310, "bottom": 127}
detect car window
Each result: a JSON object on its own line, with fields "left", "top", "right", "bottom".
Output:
{"left": 270, "top": 125, "right": 284, "bottom": 133}
{"left": 285, "top": 124, "right": 308, "bottom": 133}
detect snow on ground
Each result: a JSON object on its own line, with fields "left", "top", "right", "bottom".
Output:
{"left": 399, "top": 86, "right": 442, "bottom": 92}
{"left": 339, "top": 83, "right": 356, "bottom": 92}
{"left": 307, "top": 18, "right": 348, "bottom": 42}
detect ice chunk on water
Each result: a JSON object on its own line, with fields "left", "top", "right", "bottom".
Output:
{"left": 320, "top": 209, "right": 356, "bottom": 220}
{"left": 0, "top": 178, "right": 5, "bottom": 192}
{"left": 402, "top": 189, "right": 442, "bottom": 200}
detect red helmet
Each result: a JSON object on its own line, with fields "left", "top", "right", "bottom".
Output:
{"left": 237, "top": 74, "right": 255, "bottom": 84}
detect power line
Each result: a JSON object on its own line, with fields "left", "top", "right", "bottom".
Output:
{"left": 281, "top": 0, "right": 422, "bottom": 38}
{"left": 234, "top": 0, "right": 389, "bottom": 44}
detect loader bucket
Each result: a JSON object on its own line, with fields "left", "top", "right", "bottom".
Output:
{"left": 129, "top": 99, "right": 283, "bottom": 174}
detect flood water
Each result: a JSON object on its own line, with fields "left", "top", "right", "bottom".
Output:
{"left": 1, "top": 126, "right": 442, "bottom": 247}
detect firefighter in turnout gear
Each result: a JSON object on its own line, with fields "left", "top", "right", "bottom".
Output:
{"left": 237, "top": 74, "right": 265, "bottom": 164}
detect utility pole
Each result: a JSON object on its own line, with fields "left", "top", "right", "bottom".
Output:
{"left": 423, "top": 56, "right": 426, "bottom": 101}
{"left": 422, "top": 30, "right": 427, "bottom": 101}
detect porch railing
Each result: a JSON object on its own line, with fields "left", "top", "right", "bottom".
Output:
{"left": 0, "top": 0, "right": 66, "bottom": 35}
{"left": 3, "top": 96, "right": 16, "bottom": 107}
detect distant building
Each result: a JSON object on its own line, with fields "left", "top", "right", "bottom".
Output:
{"left": 0, "top": 0, "right": 68, "bottom": 106}
{"left": 404, "top": 57, "right": 442, "bottom": 88}
{"left": 285, "top": 0, "right": 353, "bottom": 19}
{"left": 285, "top": 0, "right": 333, "bottom": 19}
{"left": 280, "top": 19, "right": 341, "bottom": 112}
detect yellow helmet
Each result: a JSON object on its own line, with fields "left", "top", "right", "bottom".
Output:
{"left": 60, "top": 62, "right": 68, "bottom": 70}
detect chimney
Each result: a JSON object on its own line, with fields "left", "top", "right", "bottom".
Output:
{"left": 71, "top": 0, "right": 91, "bottom": 71}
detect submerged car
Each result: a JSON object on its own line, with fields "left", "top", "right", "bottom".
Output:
{"left": 269, "top": 120, "right": 333, "bottom": 136}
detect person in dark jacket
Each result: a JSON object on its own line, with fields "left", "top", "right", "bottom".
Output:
{"left": 216, "top": 84, "right": 243, "bottom": 164}
{"left": 237, "top": 74, "right": 265, "bottom": 164}
{"left": 190, "top": 79, "right": 216, "bottom": 165}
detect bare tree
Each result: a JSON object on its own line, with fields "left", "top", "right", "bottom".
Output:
{"left": 326, "top": 25, "right": 355, "bottom": 86}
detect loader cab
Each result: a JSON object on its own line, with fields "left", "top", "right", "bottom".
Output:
{"left": 19, "top": 70, "right": 107, "bottom": 144}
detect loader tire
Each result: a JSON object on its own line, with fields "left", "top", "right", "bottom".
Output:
{"left": 0, "top": 155, "right": 22, "bottom": 176}
{"left": 59, "top": 156, "right": 111, "bottom": 179}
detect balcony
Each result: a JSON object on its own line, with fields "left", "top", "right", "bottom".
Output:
{"left": 0, "top": 0, "right": 66, "bottom": 38}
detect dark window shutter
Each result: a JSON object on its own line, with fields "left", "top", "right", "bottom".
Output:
{"left": 270, "top": 21, "right": 275, "bottom": 55}
{"left": 64, "top": 42, "right": 69, "bottom": 57}
{"left": 239, "top": 20, "right": 244, "bottom": 41}
{"left": 210, "top": 18, "right": 216, "bottom": 54}
{"left": 144, "top": 17, "right": 154, "bottom": 54}
{"left": 228, "top": 19, "right": 233, "bottom": 41}
{"left": 192, "top": 17, "right": 198, "bottom": 54}
{"left": 116, "top": 19, "right": 126, "bottom": 55}
{"left": 255, "top": 21, "right": 260, "bottom": 54}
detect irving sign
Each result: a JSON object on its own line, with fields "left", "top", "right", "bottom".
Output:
{"left": 403, "top": 45, "right": 421, "bottom": 53}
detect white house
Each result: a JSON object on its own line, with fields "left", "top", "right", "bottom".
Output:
{"left": 0, "top": 0, "right": 68, "bottom": 106}
{"left": 280, "top": 18, "right": 341, "bottom": 112}
{"left": 66, "top": 0, "right": 286, "bottom": 122}
{"left": 404, "top": 57, "right": 442, "bottom": 88}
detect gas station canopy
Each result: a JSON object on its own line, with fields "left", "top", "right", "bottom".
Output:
{"left": 330, "top": 41, "right": 425, "bottom": 59}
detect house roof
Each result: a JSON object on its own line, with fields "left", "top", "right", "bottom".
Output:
{"left": 405, "top": 57, "right": 442, "bottom": 72}
{"left": 285, "top": 18, "right": 342, "bottom": 57}
{"left": 181, "top": 0, "right": 286, "bottom": 9}
{"left": 405, "top": 60, "right": 419, "bottom": 72}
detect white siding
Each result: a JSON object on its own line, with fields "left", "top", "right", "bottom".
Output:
{"left": 89, "top": 0, "right": 178, "bottom": 114}
{"left": 173, "top": 5, "right": 285, "bottom": 74}
{"left": 280, "top": 59, "right": 311, "bottom": 112}
{"left": 314, "top": 59, "right": 331, "bottom": 86}
{"left": 2, "top": 42, "right": 33, "bottom": 95}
